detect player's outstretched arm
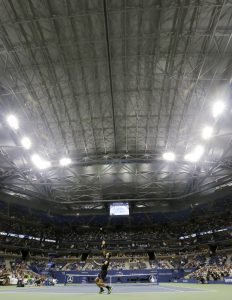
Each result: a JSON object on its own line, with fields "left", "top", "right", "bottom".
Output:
{"left": 93, "top": 260, "right": 101, "bottom": 266}
{"left": 101, "top": 240, "right": 106, "bottom": 257}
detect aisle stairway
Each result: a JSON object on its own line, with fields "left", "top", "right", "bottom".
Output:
{"left": 4, "top": 259, "right": 11, "bottom": 270}
{"left": 225, "top": 254, "right": 231, "bottom": 265}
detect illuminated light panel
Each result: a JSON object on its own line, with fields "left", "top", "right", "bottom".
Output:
{"left": 202, "top": 126, "right": 213, "bottom": 140}
{"left": 194, "top": 145, "right": 204, "bottom": 156}
{"left": 31, "top": 154, "right": 51, "bottom": 170}
{"left": 184, "top": 153, "right": 197, "bottom": 163}
{"left": 59, "top": 157, "right": 71, "bottom": 166}
{"left": 6, "top": 115, "right": 19, "bottom": 130}
{"left": 162, "top": 152, "right": 175, "bottom": 161}
{"left": 212, "top": 101, "right": 225, "bottom": 118}
{"left": 21, "top": 137, "right": 31, "bottom": 150}
{"left": 184, "top": 145, "right": 205, "bottom": 162}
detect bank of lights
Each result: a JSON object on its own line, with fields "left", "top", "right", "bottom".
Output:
{"left": 162, "top": 152, "right": 175, "bottom": 161}
{"left": 5, "top": 101, "right": 227, "bottom": 168}
{"left": 184, "top": 145, "right": 205, "bottom": 162}
{"left": 202, "top": 126, "right": 213, "bottom": 140}
{"left": 21, "top": 137, "right": 31, "bottom": 150}
{"left": 31, "top": 154, "right": 51, "bottom": 170}
{"left": 6, "top": 115, "right": 19, "bottom": 130}
{"left": 212, "top": 101, "right": 225, "bottom": 118}
{"left": 59, "top": 157, "right": 71, "bottom": 166}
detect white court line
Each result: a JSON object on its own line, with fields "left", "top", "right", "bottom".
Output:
{"left": 160, "top": 285, "right": 216, "bottom": 293}
{"left": 0, "top": 291, "right": 208, "bottom": 295}
{"left": 156, "top": 286, "right": 184, "bottom": 292}
{"left": 0, "top": 285, "right": 216, "bottom": 295}
{"left": 1, "top": 292, "right": 214, "bottom": 295}
{"left": 0, "top": 290, "right": 212, "bottom": 295}
{"left": 156, "top": 285, "right": 208, "bottom": 293}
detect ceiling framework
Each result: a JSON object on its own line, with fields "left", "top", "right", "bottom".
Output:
{"left": 0, "top": 0, "right": 232, "bottom": 214}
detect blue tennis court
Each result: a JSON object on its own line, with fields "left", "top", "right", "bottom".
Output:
{"left": 0, "top": 284, "right": 208, "bottom": 294}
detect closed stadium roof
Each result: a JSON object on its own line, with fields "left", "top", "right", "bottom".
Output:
{"left": 0, "top": 0, "right": 232, "bottom": 215}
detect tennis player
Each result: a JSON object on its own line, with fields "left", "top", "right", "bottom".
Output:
{"left": 94, "top": 240, "right": 112, "bottom": 294}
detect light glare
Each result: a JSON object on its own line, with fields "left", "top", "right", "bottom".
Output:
{"left": 184, "top": 153, "right": 197, "bottom": 162}
{"left": 21, "top": 137, "right": 31, "bottom": 150}
{"left": 7, "top": 115, "right": 19, "bottom": 130}
{"left": 31, "top": 154, "right": 51, "bottom": 170}
{"left": 184, "top": 145, "right": 205, "bottom": 162}
{"left": 194, "top": 145, "right": 204, "bottom": 156}
{"left": 162, "top": 152, "right": 175, "bottom": 161}
{"left": 212, "top": 101, "right": 225, "bottom": 118}
{"left": 59, "top": 157, "right": 71, "bottom": 166}
{"left": 202, "top": 126, "right": 213, "bottom": 140}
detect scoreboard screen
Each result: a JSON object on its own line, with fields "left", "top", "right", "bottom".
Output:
{"left": 110, "top": 202, "right": 129, "bottom": 216}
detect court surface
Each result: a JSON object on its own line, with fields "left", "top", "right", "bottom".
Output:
{"left": 0, "top": 283, "right": 231, "bottom": 300}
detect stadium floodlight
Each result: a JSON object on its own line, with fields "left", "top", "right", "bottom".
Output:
{"left": 31, "top": 154, "right": 51, "bottom": 170}
{"left": 6, "top": 115, "right": 19, "bottom": 130}
{"left": 202, "top": 126, "right": 213, "bottom": 140}
{"left": 194, "top": 145, "right": 204, "bottom": 156}
{"left": 162, "top": 152, "right": 175, "bottom": 161}
{"left": 212, "top": 101, "right": 225, "bottom": 118}
{"left": 184, "top": 145, "right": 205, "bottom": 162}
{"left": 21, "top": 137, "right": 31, "bottom": 150}
{"left": 184, "top": 153, "right": 197, "bottom": 162}
{"left": 59, "top": 157, "right": 71, "bottom": 166}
